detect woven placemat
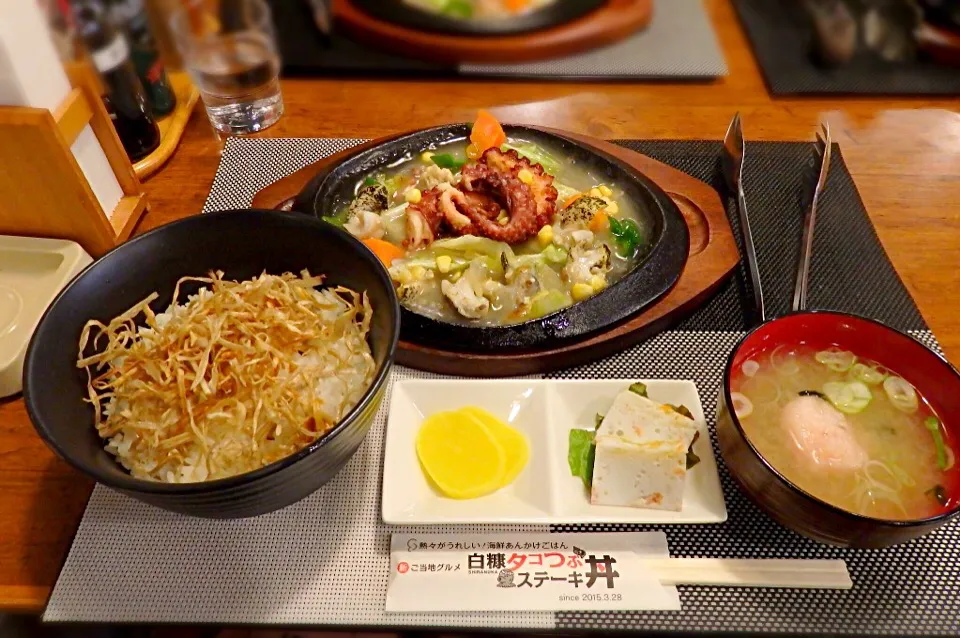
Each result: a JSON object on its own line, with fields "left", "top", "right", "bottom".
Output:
{"left": 271, "top": 0, "right": 727, "bottom": 80}
{"left": 43, "top": 138, "right": 958, "bottom": 635}
{"left": 733, "top": 0, "right": 960, "bottom": 96}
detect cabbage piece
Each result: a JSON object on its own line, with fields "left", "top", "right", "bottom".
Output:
{"left": 381, "top": 203, "right": 408, "bottom": 245}
{"left": 525, "top": 290, "right": 571, "bottom": 320}
{"left": 433, "top": 235, "right": 517, "bottom": 261}
{"left": 554, "top": 182, "right": 581, "bottom": 206}
{"left": 502, "top": 141, "right": 563, "bottom": 175}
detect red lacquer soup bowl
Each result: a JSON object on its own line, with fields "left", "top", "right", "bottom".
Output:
{"left": 717, "top": 311, "right": 960, "bottom": 548}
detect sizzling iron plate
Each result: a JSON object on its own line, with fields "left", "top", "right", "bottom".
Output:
{"left": 349, "top": 0, "right": 605, "bottom": 36}
{"left": 297, "top": 124, "right": 689, "bottom": 353}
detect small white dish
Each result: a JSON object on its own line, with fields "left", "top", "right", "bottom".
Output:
{"left": 0, "top": 236, "right": 91, "bottom": 397}
{"left": 382, "top": 378, "right": 728, "bottom": 525}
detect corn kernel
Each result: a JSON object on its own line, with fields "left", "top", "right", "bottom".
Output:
{"left": 589, "top": 187, "right": 602, "bottom": 198}
{"left": 605, "top": 201, "right": 619, "bottom": 215}
{"left": 499, "top": 217, "right": 509, "bottom": 226}
{"left": 537, "top": 224, "right": 554, "bottom": 247}
{"left": 518, "top": 168, "right": 533, "bottom": 184}
{"left": 572, "top": 283, "right": 595, "bottom": 301}
{"left": 405, "top": 188, "right": 422, "bottom": 204}
{"left": 421, "top": 151, "right": 434, "bottom": 163}
{"left": 466, "top": 144, "right": 481, "bottom": 160}
{"left": 436, "top": 255, "right": 452, "bottom": 273}
{"left": 591, "top": 275, "right": 607, "bottom": 292}
{"left": 599, "top": 185, "right": 613, "bottom": 197}
{"left": 411, "top": 266, "right": 427, "bottom": 279}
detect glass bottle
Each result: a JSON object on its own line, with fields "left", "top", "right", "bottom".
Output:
{"left": 72, "top": 0, "right": 161, "bottom": 161}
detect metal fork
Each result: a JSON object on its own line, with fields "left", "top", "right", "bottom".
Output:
{"left": 721, "top": 113, "right": 766, "bottom": 323}
{"left": 791, "top": 123, "right": 832, "bottom": 312}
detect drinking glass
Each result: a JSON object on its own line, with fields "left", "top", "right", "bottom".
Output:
{"left": 170, "top": 0, "right": 283, "bottom": 134}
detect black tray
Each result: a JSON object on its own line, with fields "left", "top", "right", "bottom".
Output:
{"left": 733, "top": 0, "right": 960, "bottom": 96}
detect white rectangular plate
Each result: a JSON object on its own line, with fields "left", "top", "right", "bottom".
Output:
{"left": 382, "top": 379, "right": 728, "bottom": 525}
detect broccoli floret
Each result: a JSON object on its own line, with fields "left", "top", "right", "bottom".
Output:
{"left": 560, "top": 196, "right": 606, "bottom": 226}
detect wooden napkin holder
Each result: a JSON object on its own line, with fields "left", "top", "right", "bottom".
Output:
{"left": 0, "top": 73, "right": 148, "bottom": 258}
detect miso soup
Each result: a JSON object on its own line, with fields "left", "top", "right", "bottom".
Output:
{"left": 730, "top": 345, "right": 957, "bottom": 520}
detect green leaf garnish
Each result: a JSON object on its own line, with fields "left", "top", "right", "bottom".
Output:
{"left": 568, "top": 429, "right": 596, "bottom": 489}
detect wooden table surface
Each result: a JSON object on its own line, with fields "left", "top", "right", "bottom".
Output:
{"left": 2, "top": 0, "right": 959, "bottom": 614}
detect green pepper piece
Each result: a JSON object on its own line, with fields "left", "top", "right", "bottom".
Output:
{"left": 431, "top": 153, "right": 466, "bottom": 171}
{"left": 608, "top": 217, "right": 643, "bottom": 258}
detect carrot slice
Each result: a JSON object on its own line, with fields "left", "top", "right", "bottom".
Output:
{"left": 362, "top": 238, "right": 405, "bottom": 267}
{"left": 503, "top": 0, "right": 531, "bottom": 11}
{"left": 563, "top": 193, "right": 583, "bottom": 209}
{"left": 470, "top": 110, "right": 507, "bottom": 154}
{"left": 589, "top": 210, "right": 609, "bottom": 232}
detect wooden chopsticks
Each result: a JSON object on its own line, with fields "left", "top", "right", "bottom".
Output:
{"left": 643, "top": 558, "right": 852, "bottom": 590}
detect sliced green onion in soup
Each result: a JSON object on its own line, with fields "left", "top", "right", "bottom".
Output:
{"left": 850, "top": 362, "right": 887, "bottom": 385}
{"left": 770, "top": 345, "right": 800, "bottom": 375}
{"left": 739, "top": 375, "right": 780, "bottom": 405}
{"left": 924, "top": 417, "right": 952, "bottom": 471}
{"left": 729, "top": 392, "right": 753, "bottom": 419}
{"left": 822, "top": 381, "right": 872, "bottom": 414}
{"left": 815, "top": 348, "right": 857, "bottom": 372}
{"left": 883, "top": 376, "right": 918, "bottom": 413}
{"left": 884, "top": 457, "right": 916, "bottom": 487}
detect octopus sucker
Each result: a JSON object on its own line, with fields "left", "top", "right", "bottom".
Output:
{"left": 459, "top": 170, "right": 543, "bottom": 243}
{"left": 438, "top": 185, "right": 476, "bottom": 235}
{"left": 480, "top": 147, "right": 558, "bottom": 221}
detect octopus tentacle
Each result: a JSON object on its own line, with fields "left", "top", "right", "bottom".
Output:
{"left": 402, "top": 147, "right": 559, "bottom": 246}
{"left": 478, "top": 148, "right": 558, "bottom": 222}
{"left": 404, "top": 188, "right": 444, "bottom": 248}
{"left": 437, "top": 184, "right": 476, "bottom": 235}
{"left": 462, "top": 191, "right": 502, "bottom": 219}
{"left": 458, "top": 169, "right": 543, "bottom": 243}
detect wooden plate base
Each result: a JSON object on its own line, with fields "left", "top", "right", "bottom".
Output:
{"left": 331, "top": 0, "right": 653, "bottom": 65}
